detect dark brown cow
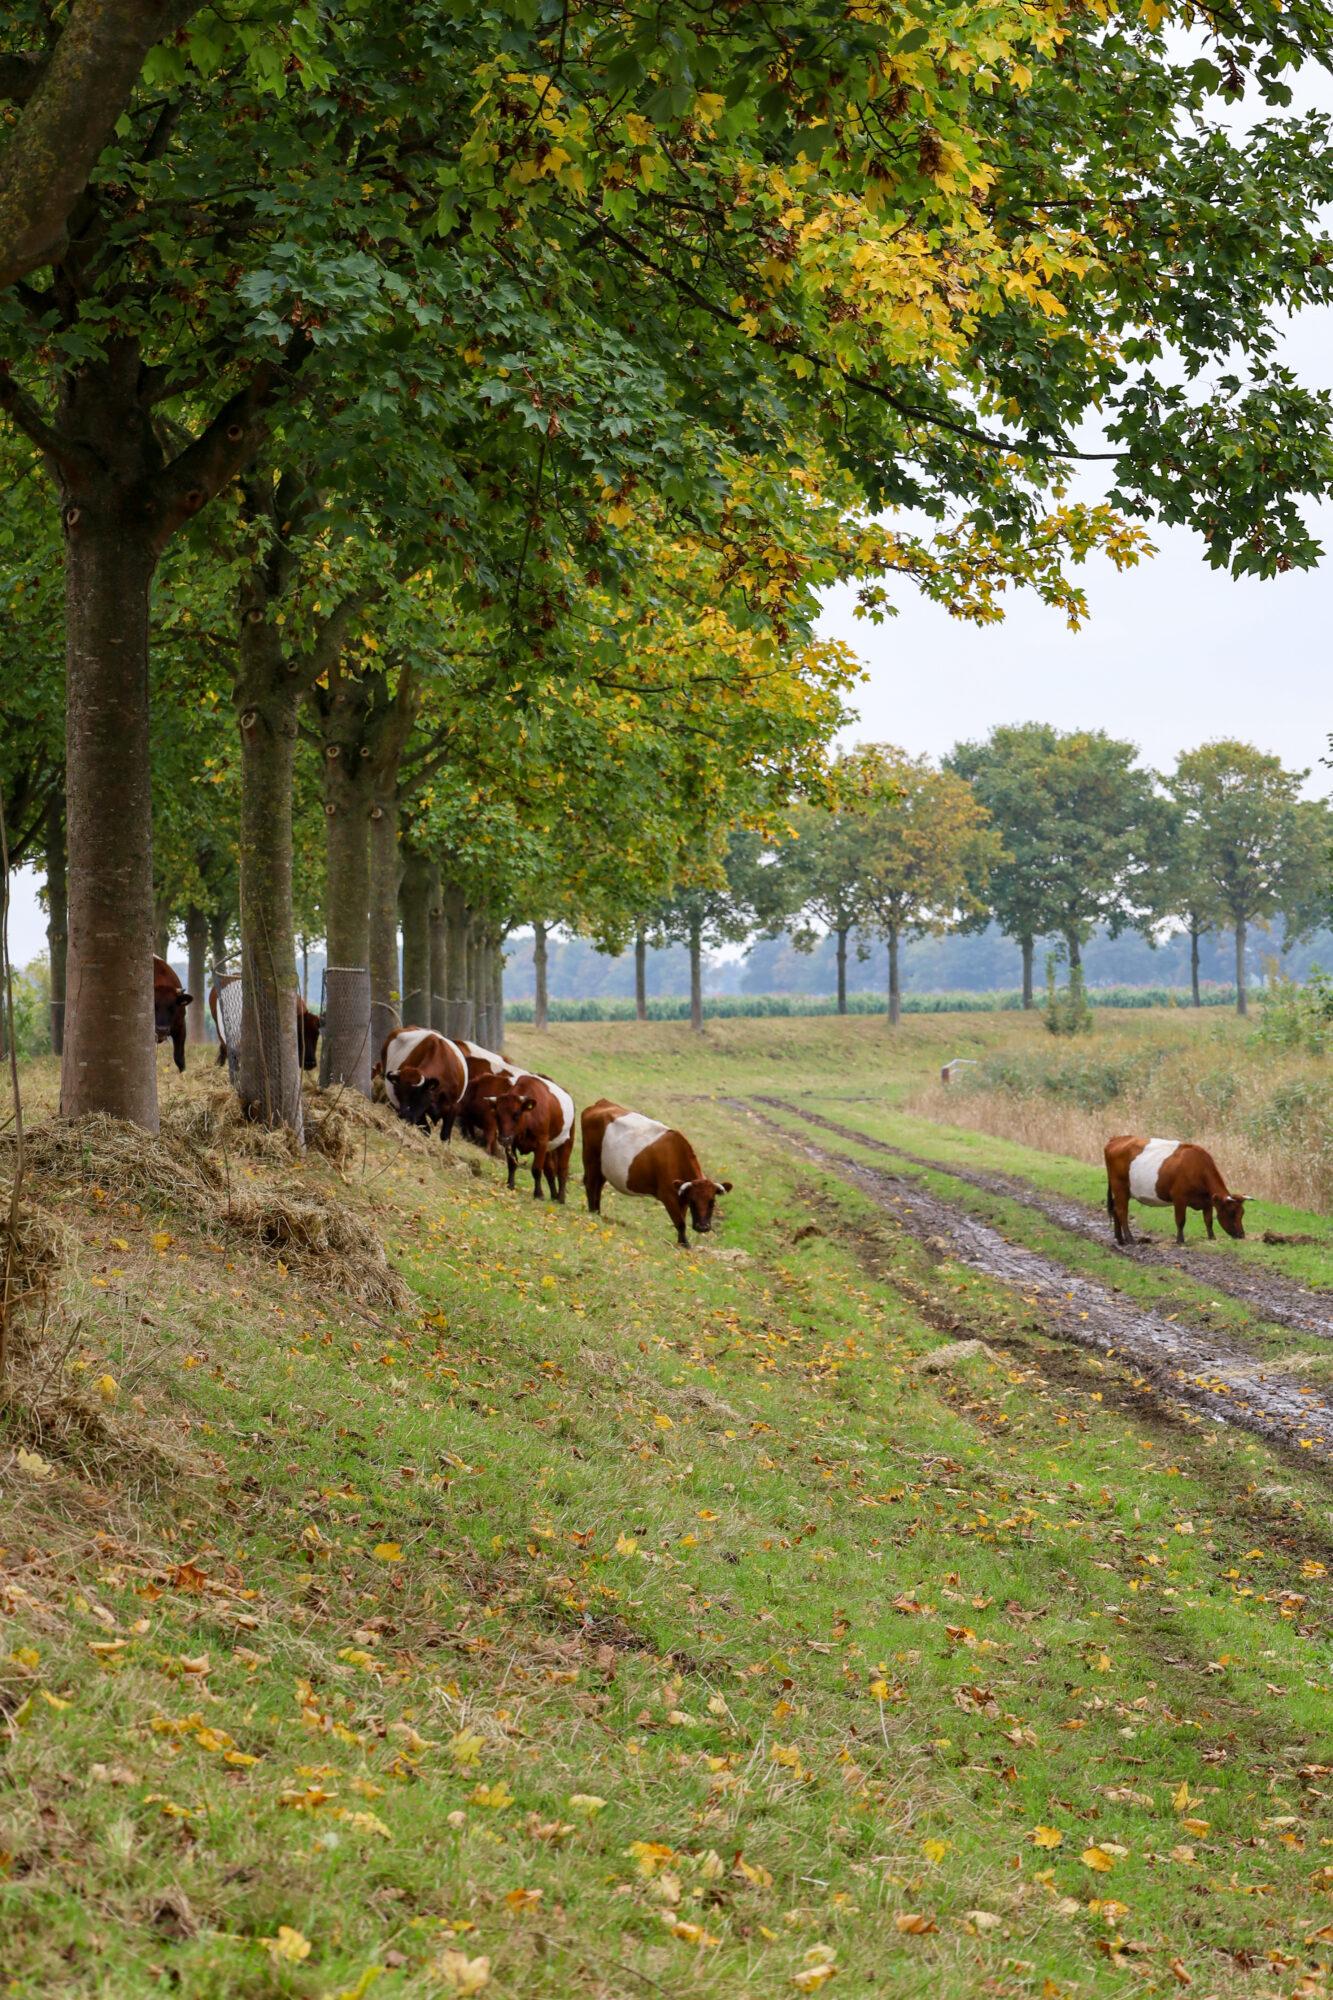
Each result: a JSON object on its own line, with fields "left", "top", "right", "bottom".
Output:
{"left": 1105, "top": 1134, "right": 1248, "bottom": 1247}
{"left": 153, "top": 956, "right": 191, "bottom": 1073}
{"left": 380, "top": 1028, "right": 467, "bottom": 1141}
{"left": 208, "top": 981, "right": 321, "bottom": 1070}
{"left": 491, "top": 1073, "right": 575, "bottom": 1201}
{"left": 581, "top": 1098, "right": 732, "bottom": 1248}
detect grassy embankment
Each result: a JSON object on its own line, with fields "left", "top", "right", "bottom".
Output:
{"left": 4, "top": 1014, "right": 1333, "bottom": 1998}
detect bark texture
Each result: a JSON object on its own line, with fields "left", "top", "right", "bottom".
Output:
{"left": 1235, "top": 919, "right": 1247, "bottom": 1016}
{"left": 316, "top": 676, "right": 374, "bottom": 1091}
{"left": 444, "top": 883, "right": 468, "bottom": 1035}
{"left": 634, "top": 928, "right": 647, "bottom": 1022}
{"left": 428, "top": 859, "right": 446, "bottom": 1033}
{"left": 887, "top": 926, "right": 901, "bottom": 1027}
{"left": 835, "top": 927, "right": 848, "bottom": 1015}
{"left": 1021, "top": 937, "right": 1034, "bottom": 1010}
{"left": 185, "top": 905, "right": 207, "bottom": 1043}
{"left": 689, "top": 921, "right": 703, "bottom": 1034}
{"left": 45, "top": 792, "right": 66, "bottom": 1055}
{"left": 533, "top": 920, "right": 548, "bottom": 1032}
{"left": 368, "top": 794, "right": 402, "bottom": 1056}
{"left": 400, "top": 845, "right": 431, "bottom": 1028}
{"left": 1191, "top": 923, "right": 1201, "bottom": 1007}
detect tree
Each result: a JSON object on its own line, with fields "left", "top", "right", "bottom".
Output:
{"left": 948, "top": 726, "right": 1164, "bottom": 996}
{"left": 851, "top": 747, "right": 1003, "bottom": 1026}
{"left": 1172, "top": 742, "right": 1315, "bottom": 1015}
{"left": 773, "top": 763, "right": 874, "bottom": 1016}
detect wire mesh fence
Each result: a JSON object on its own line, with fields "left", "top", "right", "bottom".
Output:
{"left": 320, "top": 964, "right": 372, "bottom": 1097}
{"left": 215, "top": 958, "right": 306, "bottom": 1138}
{"left": 214, "top": 973, "right": 244, "bottom": 1087}
{"left": 403, "top": 987, "right": 429, "bottom": 1029}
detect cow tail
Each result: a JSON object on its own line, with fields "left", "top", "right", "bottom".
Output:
{"left": 1106, "top": 1179, "right": 1115, "bottom": 1221}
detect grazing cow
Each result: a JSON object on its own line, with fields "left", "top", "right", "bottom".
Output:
{"left": 581, "top": 1098, "right": 732, "bottom": 1248}
{"left": 208, "top": 981, "right": 321, "bottom": 1070}
{"left": 491, "top": 1073, "right": 576, "bottom": 1201}
{"left": 153, "top": 956, "right": 191, "bottom": 1073}
{"left": 380, "top": 1028, "right": 468, "bottom": 1141}
{"left": 1105, "top": 1134, "right": 1248, "bottom": 1247}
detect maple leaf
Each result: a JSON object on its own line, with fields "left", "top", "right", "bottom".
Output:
{"left": 432, "top": 1950, "right": 490, "bottom": 1993}
{"left": 1031, "top": 1826, "right": 1063, "bottom": 1849}
{"left": 264, "top": 1926, "right": 311, "bottom": 1963}
{"left": 1081, "top": 1847, "right": 1115, "bottom": 1872}
{"left": 895, "top": 1913, "right": 938, "bottom": 1935}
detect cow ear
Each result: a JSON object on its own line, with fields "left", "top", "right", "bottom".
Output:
{"left": 716, "top": 1180, "right": 733, "bottom": 1195}
{"left": 522, "top": 1094, "right": 535, "bottom": 1110}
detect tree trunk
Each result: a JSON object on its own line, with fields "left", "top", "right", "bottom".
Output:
{"left": 428, "top": 859, "right": 446, "bottom": 1033}
{"left": 319, "top": 702, "right": 373, "bottom": 1093}
{"left": 184, "top": 904, "right": 208, "bottom": 1043}
{"left": 491, "top": 933, "right": 505, "bottom": 1050}
{"left": 59, "top": 460, "right": 159, "bottom": 1128}
{"left": 209, "top": 906, "right": 229, "bottom": 980}
{"left": 45, "top": 790, "right": 66, "bottom": 1055}
{"left": 1066, "top": 932, "right": 1082, "bottom": 973}
{"left": 400, "top": 845, "right": 431, "bottom": 1028}
{"left": 1235, "top": 917, "right": 1247, "bottom": 1016}
{"left": 468, "top": 917, "right": 487, "bottom": 1044}
{"left": 1191, "top": 921, "right": 1201, "bottom": 1007}
{"left": 1021, "top": 937, "right": 1034, "bottom": 1010}
{"left": 368, "top": 791, "right": 402, "bottom": 1056}
{"left": 887, "top": 926, "right": 901, "bottom": 1026}
{"left": 533, "top": 919, "right": 548, "bottom": 1031}
{"left": 836, "top": 927, "right": 848, "bottom": 1015}
{"left": 444, "top": 882, "right": 468, "bottom": 1036}
{"left": 689, "top": 920, "right": 703, "bottom": 1034}
{"left": 634, "top": 927, "right": 647, "bottom": 1021}
{"left": 234, "top": 607, "right": 304, "bottom": 1132}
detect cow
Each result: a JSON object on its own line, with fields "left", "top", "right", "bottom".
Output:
{"left": 581, "top": 1098, "right": 733, "bottom": 1248}
{"left": 208, "top": 981, "right": 321, "bottom": 1070}
{"left": 1105, "top": 1134, "right": 1248, "bottom": 1247}
{"left": 153, "top": 956, "right": 191, "bottom": 1073}
{"left": 491, "top": 1073, "right": 576, "bottom": 1201}
{"left": 380, "top": 1028, "right": 468, "bottom": 1141}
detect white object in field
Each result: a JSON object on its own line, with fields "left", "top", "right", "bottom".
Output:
{"left": 216, "top": 977, "right": 245, "bottom": 1053}
{"left": 1128, "top": 1136, "right": 1181, "bottom": 1205}
{"left": 601, "top": 1111, "right": 671, "bottom": 1195}
{"left": 940, "top": 1057, "right": 979, "bottom": 1085}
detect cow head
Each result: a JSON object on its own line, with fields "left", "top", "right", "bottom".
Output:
{"left": 154, "top": 987, "right": 191, "bottom": 1072}
{"left": 673, "top": 1176, "right": 734, "bottom": 1234}
{"left": 1217, "top": 1193, "right": 1247, "bottom": 1240}
{"left": 388, "top": 1062, "right": 440, "bottom": 1127}
{"left": 493, "top": 1088, "right": 535, "bottom": 1152}
{"left": 301, "top": 1009, "right": 321, "bottom": 1071}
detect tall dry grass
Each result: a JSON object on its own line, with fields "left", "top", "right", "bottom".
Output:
{"left": 908, "top": 1014, "right": 1333, "bottom": 1214}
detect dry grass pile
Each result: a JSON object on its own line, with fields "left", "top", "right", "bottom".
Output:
{"left": 0, "top": 1106, "right": 410, "bottom": 1309}
{"left": 908, "top": 1021, "right": 1333, "bottom": 1211}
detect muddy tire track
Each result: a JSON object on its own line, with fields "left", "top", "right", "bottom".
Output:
{"left": 732, "top": 1099, "right": 1333, "bottom": 1464}
{"left": 755, "top": 1095, "right": 1333, "bottom": 1342}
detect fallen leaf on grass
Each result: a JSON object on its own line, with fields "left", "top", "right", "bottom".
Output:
{"left": 661, "top": 1914, "right": 721, "bottom": 1947}
{"left": 568, "top": 1793, "right": 606, "bottom": 1817}
{"left": 1081, "top": 1848, "right": 1116, "bottom": 1872}
{"left": 626, "top": 1840, "right": 674, "bottom": 1876}
{"left": 504, "top": 1887, "right": 542, "bottom": 1911}
{"left": 372, "top": 1543, "right": 403, "bottom": 1563}
{"left": 469, "top": 1783, "right": 513, "bottom": 1810}
{"left": 16, "top": 1449, "right": 54, "bottom": 1481}
{"left": 966, "top": 1912, "right": 1003, "bottom": 1932}
{"left": 1031, "top": 1827, "right": 1063, "bottom": 1849}
{"left": 895, "top": 1914, "right": 938, "bottom": 1935}
{"left": 920, "top": 1839, "right": 950, "bottom": 1864}
{"left": 431, "top": 1952, "right": 490, "bottom": 1994}
{"left": 793, "top": 1953, "right": 836, "bottom": 1990}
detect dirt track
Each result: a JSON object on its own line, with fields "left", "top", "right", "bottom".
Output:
{"left": 756, "top": 1095, "right": 1333, "bottom": 1342}
{"left": 734, "top": 1098, "right": 1333, "bottom": 1464}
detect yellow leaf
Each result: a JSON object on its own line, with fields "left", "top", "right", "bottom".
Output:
{"left": 16, "top": 1448, "right": 54, "bottom": 1480}
{"left": 266, "top": 1925, "right": 312, "bottom": 1963}
{"left": 1081, "top": 1847, "right": 1115, "bottom": 1872}
{"left": 110, "top": 1238, "right": 129, "bottom": 1252}
{"left": 793, "top": 1964, "right": 836, "bottom": 1992}
{"left": 432, "top": 1951, "right": 491, "bottom": 1994}
{"left": 469, "top": 1782, "right": 513, "bottom": 1810}
{"left": 661, "top": 1915, "right": 721, "bottom": 1947}
{"left": 9, "top": 1648, "right": 38, "bottom": 1673}
{"left": 1031, "top": 1826, "right": 1063, "bottom": 1849}
{"left": 653, "top": 1413, "right": 674, "bottom": 1430}
{"left": 373, "top": 1543, "right": 403, "bottom": 1563}
{"left": 895, "top": 1913, "right": 938, "bottom": 1935}
{"left": 626, "top": 1839, "right": 674, "bottom": 1876}
{"left": 921, "top": 1838, "right": 950, "bottom": 1864}
{"left": 450, "top": 1730, "right": 486, "bottom": 1767}
{"left": 615, "top": 1532, "right": 638, "bottom": 1555}
{"left": 568, "top": 1794, "right": 606, "bottom": 1816}
{"left": 40, "top": 1689, "right": 70, "bottom": 1711}
{"left": 224, "top": 1750, "right": 260, "bottom": 1767}
{"left": 95, "top": 1374, "right": 118, "bottom": 1404}
{"left": 151, "top": 1231, "right": 173, "bottom": 1252}
{"left": 1172, "top": 1779, "right": 1191, "bottom": 1812}
{"left": 504, "top": 1887, "right": 542, "bottom": 1910}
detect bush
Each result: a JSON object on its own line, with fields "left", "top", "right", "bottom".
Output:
{"left": 1, "top": 956, "right": 51, "bottom": 1059}
{"left": 504, "top": 983, "right": 1238, "bottom": 1024}
{"left": 1043, "top": 958, "right": 1093, "bottom": 1037}
{"left": 1252, "top": 965, "right": 1333, "bottom": 1054}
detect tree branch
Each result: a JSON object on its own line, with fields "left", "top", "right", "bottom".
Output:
{"left": 0, "top": 0, "right": 204, "bottom": 287}
{"left": 152, "top": 333, "right": 311, "bottom": 551}
{"left": 0, "top": 371, "right": 89, "bottom": 475}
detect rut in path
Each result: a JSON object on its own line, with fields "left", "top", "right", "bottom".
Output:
{"left": 755, "top": 1094, "right": 1333, "bottom": 1344}
{"left": 733, "top": 1098, "right": 1333, "bottom": 1463}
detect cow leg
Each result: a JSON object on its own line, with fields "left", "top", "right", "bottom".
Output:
{"left": 1108, "top": 1179, "right": 1130, "bottom": 1246}
{"left": 584, "top": 1160, "right": 604, "bottom": 1214}
{"left": 1202, "top": 1198, "right": 1215, "bottom": 1241}
{"left": 215, "top": 1042, "right": 227, "bottom": 1068}
{"left": 531, "top": 1140, "right": 548, "bottom": 1199}
{"left": 439, "top": 1113, "right": 455, "bottom": 1144}
{"left": 505, "top": 1146, "right": 518, "bottom": 1191}
{"left": 662, "top": 1192, "right": 689, "bottom": 1248}
{"left": 1174, "top": 1197, "right": 1189, "bottom": 1245}
{"left": 172, "top": 1025, "right": 187, "bottom": 1073}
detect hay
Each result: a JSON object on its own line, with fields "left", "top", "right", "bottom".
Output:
{"left": 4, "top": 1386, "right": 207, "bottom": 1485}
{"left": 0, "top": 1111, "right": 410, "bottom": 1310}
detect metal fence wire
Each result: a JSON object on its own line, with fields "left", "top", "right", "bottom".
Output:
{"left": 216, "top": 958, "right": 305, "bottom": 1138}
{"left": 319, "top": 964, "right": 372, "bottom": 1098}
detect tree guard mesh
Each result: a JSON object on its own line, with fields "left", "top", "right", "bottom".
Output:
{"left": 403, "top": 987, "right": 429, "bottom": 1029}
{"left": 445, "top": 997, "right": 473, "bottom": 1041}
{"left": 214, "top": 973, "right": 244, "bottom": 1087}
{"left": 240, "top": 948, "right": 305, "bottom": 1139}
{"left": 320, "top": 964, "right": 372, "bottom": 1097}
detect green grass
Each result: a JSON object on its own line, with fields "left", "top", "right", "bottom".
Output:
{"left": 4, "top": 1017, "right": 1333, "bottom": 1997}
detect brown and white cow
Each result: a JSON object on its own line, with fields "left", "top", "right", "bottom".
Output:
{"left": 1105, "top": 1134, "right": 1248, "bottom": 1247}
{"left": 208, "top": 980, "right": 321, "bottom": 1070}
{"left": 380, "top": 1028, "right": 468, "bottom": 1141}
{"left": 490, "top": 1072, "right": 576, "bottom": 1201}
{"left": 153, "top": 956, "right": 191, "bottom": 1073}
{"left": 581, "top": 1098, "right": 732, "bottom": 1248}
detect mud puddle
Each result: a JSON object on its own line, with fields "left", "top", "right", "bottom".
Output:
{"left": 756, "top": 1095, "right": 1333, "bottom": 1343}
{"left": 734, "top": 1099, "right": 1333, "bottom": 1463}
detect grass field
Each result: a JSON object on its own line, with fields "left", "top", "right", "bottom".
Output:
{"left": 5, "top": 1011, "right": 1333, "bottom": 1998}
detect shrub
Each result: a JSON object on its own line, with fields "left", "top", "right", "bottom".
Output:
{"left": 1043, "top": 958, "right": 1093, "bottom": 1037}
{"left": 1253, "top": 965, "right": 1333, "bottom": 1055}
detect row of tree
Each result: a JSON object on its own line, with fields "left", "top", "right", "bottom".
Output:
{"left": 617, "top": 731, "right": 1326, "bottom": 1027}
{"left": 6, "top": 0, "right": 1333, "bottom": 1130}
